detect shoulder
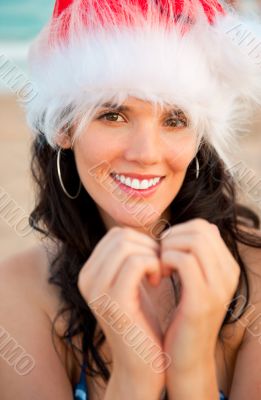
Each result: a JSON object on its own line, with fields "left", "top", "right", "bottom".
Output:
{"left": 236, "top": 225, "right": 261, "bottom": 304}
{"left": 226, "top": 227, "right": 261, "bottom": 398}
{"left": 0, "top": 244, "right": 78, "bottom": 397}
{"left": 219, "top": 226, "right": 261, "bottom": 343}
{"left": 229, "top": 225, "right": 261, "bottom": 346}
{"left": 0, "top": 243, "right": 75, "bottom": 376}
{"left": 0, "top": 243, "right": 61, "bottom": 318}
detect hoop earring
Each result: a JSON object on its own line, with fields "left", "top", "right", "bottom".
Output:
{"left": 195, "top": 156, "right": 200, "bottom": 179}
{"left": 57, "top": 148, "right": 82, "bottom": 200}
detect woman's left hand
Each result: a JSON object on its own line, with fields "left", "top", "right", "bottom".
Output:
{"left": 160, "top": 218, "right": 240, "bottom": 373}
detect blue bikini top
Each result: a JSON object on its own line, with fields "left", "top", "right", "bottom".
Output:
{"left": 73, "top": 357, "right": 89, "bottom": 400}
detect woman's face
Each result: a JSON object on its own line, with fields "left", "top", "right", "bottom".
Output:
{"left": 61, "top": 96, "right": 198, "bottom": 236}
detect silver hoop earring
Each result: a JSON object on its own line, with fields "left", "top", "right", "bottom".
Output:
{"left": 57, "top": 148, "right": 82, "bottom": 200}
{"left": 195, "top": 156, "right": 200, "bottom": 179}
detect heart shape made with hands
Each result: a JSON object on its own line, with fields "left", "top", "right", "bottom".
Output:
{"left": 139, "top": 220, "right": 228, "bottom": 334}
{"left": 139, "top": 238, "right": 183, "bottom": 336}
{"left": 146, "top": 219, "right": 221, "bottom": 285}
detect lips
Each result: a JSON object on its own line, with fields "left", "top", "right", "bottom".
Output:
{"left": 110, "top": 174, "right": 164, "bottom": 197}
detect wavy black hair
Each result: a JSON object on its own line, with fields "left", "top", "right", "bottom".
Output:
{"left": 29, "top": 131, "right": 261, "bottom": 395}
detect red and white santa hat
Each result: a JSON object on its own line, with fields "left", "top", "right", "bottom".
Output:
{"left": 26, "top": 0, "right": 261, "bottom": 172}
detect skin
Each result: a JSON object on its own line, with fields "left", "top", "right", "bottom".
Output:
{"left": 160, "top": 220, "right": 240, "bottom": 399}
{"left": 60, "top": 98, "right": 258, "bottom": 400}
{"left": 59, "top": 96, "right": 198, "bottom": 235}
{"left": 59, "top": 96, "right": 250, "bottom": 398}
{"left": 0, "top": 96, "right": 261, "bottom": 399}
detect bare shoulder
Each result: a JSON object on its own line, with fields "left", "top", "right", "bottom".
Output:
{"left": 0, "top": 243, "right": 62, "bottom": 320}
{"left": 236, "top": 225, "right": 261, "bottom": 304}
{"left": 228, "top": 225, "right": 261, "bottom": 344}
{"left": 0, "top": 243, "right": 76, "bottom": 398}
{"left": 0, "top": 241, "right": 75, "bottom": 346}
{"left": 218, "top": 226, "right": 261, "bottom": 345}
{"left": 224, "top": 228, "right": 261, "bottom": 398}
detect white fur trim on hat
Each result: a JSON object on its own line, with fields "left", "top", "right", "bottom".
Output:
{"left": 25, "top": 0, "right": 261, "bottom": 173}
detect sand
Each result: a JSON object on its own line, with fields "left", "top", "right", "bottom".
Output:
{"left": 0, "top": 94, "right": 260, "bottom": 261}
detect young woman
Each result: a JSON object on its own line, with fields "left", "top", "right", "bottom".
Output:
{"left": 1, "top": 1, "right": 261, "bottom": 399}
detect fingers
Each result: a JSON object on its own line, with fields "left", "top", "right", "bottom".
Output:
{"left": 114, "top": 254, "right": 162, "bottom": 298}
{"left": 161, "top": 249, "right": 205, "bottom": 296}
{"left": 95, "top": 227, "right": 159, "bottom": 257}
{"left": 92, "top": 242, "right": 159, "bottom": 291}
{"left": 161, "top": 232, "right": 221, "bottom": 286}
{"left": 161, "top": 219, "right": 220, "bottom": 255}
{"left": 78, "top": 227, "right": 161, "bottom": 301}
{"left": 87, "top": 227, "right": 159, "bottom": 270}
{"left": 160, "top": 219, "right": 239, "bottom": 290}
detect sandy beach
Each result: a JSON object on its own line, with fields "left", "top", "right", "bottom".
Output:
{"left": 0, "top": 94, "right": 261, "bottom": 261}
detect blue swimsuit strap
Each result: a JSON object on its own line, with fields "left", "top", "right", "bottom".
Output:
{"left": 66, "top": 332, "right": 89, "bottom": 399}
{"left": 219, "top": 390, "right": 228, "bottom": 400}
{"left": 74, "top": 357, "right": 88, "bottom": 400}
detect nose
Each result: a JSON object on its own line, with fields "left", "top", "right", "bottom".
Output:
{"left": 123, "top": 126, "right": 162, "bottom": 165}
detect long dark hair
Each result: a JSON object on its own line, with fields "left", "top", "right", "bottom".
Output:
{"left": 29, "top": 131, "right": 261, "bottom": 387}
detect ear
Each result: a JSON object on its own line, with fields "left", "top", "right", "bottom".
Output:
{"left": 55, "top": 130, "right": 72, "bottom": 149}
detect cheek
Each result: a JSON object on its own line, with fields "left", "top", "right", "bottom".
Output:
{"left": 165, "top": 134, "right": 197, "bottom": 171}
{"left": 74, "top": 131, "right": 120, "bottom": 169}
{"left": 73, "top": 131, "right": 123, "bottom": 195}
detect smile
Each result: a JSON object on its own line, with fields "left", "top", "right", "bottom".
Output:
{"left": 110, "top": 172, "right": 165, "bottom": 197}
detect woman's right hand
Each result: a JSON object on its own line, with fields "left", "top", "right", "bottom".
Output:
{"left": 77, "top": 226, "right": 169, "bottom": 394}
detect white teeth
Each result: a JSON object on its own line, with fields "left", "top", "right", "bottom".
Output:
{"left": 140, "top": 179, "right": 150, "bottom": 189}
{"left": 112, "top": 173, "right": 162, "bottom": 190}
{"left": 125, "top": 177, "right": 132, "bottom": 187}
{"left": 131, "top": 179, "right": 140, "bottom": 189}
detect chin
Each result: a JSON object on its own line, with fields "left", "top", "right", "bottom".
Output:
{"left": 109, "top": 206, "right": 168, "bottom": 237}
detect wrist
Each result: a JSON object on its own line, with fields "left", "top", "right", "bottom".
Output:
{"left": 106, "top": 366, "right": 164, "bottom": 400}
{"left": 166, "top": 358, "right": 219, "bottom": 400}
{"left": 166, "top": 351, "right": 216, "bottom": 375}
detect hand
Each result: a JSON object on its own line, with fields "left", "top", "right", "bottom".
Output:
{"left": 160, "top": 218, "right": 240, "bottom": 372}
{"left": 77, "top": 226, "right": 168, "bottom": 394}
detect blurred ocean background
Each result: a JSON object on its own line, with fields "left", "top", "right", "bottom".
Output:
{"left": 0, "top": 0, "right": 53, "bottom": 92}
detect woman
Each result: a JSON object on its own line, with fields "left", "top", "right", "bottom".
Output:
{"left": 1, "top": 0, "right": 261, "bottom": 399}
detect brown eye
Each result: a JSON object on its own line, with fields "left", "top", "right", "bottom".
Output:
{"left": 98, "top": 112, "right": 125, "bottom": 122}
{"left": 164, "top": 110, "right": 188, "bottom": 129}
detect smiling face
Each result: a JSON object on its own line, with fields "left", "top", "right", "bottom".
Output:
{"left": 59, "top": 96, "right": 199, "bottom": 237}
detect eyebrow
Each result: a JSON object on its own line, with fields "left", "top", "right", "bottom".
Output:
{"left": 100, "top": 102, "right": 131, "bottom": 112}
{"left": 100, "top": 102, "right": 183, "bottom": 115}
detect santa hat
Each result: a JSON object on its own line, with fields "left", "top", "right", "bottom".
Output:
{"left": 26, "top": 0, "right": 261, "bottom": 172}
